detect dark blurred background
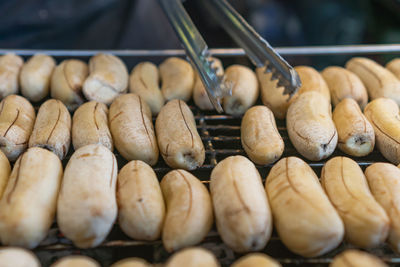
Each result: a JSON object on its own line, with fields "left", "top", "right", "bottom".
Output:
{"left": 0, "top": 0, "right": 398, "bottom": 67}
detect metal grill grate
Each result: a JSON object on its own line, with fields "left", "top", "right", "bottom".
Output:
{"left": 34, "top": 106, "right": 398, "bottom": 267}
{"left": 5, "top": 45, "right": 400, "bottom": 266}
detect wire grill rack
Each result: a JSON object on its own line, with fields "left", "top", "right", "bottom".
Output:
{"left": 3, "top": 44, "right": 400, "bottom": 266}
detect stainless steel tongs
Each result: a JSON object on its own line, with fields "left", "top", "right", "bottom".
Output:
{"left": 158, "top": 0, "right": 301, "bottom": 113}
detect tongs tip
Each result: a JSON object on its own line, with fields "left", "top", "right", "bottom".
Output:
{"left": 264, "top": 63, "right": 301, "bottom": 98}
{"left": 197, "top": 55, "right": 232, "bottom": 113}
{"left": 285, "top": 68, "right": 302, "bottom": 97}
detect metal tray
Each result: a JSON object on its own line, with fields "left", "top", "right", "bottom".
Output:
{"left": 3, "top": 44, "right": 400, "bottom": 266}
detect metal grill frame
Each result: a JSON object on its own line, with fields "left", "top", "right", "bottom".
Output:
{"left": 4, "top": 44, "right": 400, "bottom": 266}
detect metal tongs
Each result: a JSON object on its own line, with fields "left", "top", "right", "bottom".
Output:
{"left": 158, "top": 0, "right": 301, "bottom": 113}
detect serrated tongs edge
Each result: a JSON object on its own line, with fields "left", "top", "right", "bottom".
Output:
{"left": 203, "top": 0, "right": 302, "bottom": 97}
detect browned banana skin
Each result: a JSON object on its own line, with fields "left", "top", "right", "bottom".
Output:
{"left": 193, "top": 57, "right": 223, "bottom": 110}
{"left": 346, "top": 57, "right": 400, "bottom": 105}
{"left": 165, "top": 247, "right": 220, "bottom": 267}
{"left": 266, "top": 157, "right": 344, "bottom": 257}
{"left": 364, "top": 98, "right": 400, "bottom": 164}
{"left": 333, "top": 98, "right": 374, "bottom": 157}
{"left": 223, "top": 65, "right": 259, "bottom": 115}
{"left": 110, "top": 257, "right": 151, "bottom": 267}
{"left": 386, "top": 58, "right": 400, "bottom": 79}
{"left": 256, "top": 66, "right": 290, "bottom": 119}
{"left": 159, "top": 57, "right": 194, "bottom": 102}
{"left": 161, "top": 169, "right": 213, "bottom": 252}
{"left": 231, "top": 253, "right": 281, "bottom": 267}
{"left": 330, "top": 249, "right": 388, "bottom": 267}
{"left": 0, "top": 54, "right": 23, "bottom": 99}
{"left": 241, "top": 105, "right": 284, "bottom": 165}
{"left": 365, "top": 163, "right": 400, "bottom": 253}
{"left": 129, "top": 61, "right": 164, "bottom": 115}
{"left": 0, "top": 95, "right": 36, "bottom": 161}
{"left": 289, "top": 65, "right": 331, "bottom": 104}
{"left": 321, "top": 157, "right": 389, "bottom": 248}
{"left": 156, "top": 99, "right": 205, "bottom": 170}
{"left": 0, "top": 247, "right": 41, "bottom": 267}
{"left": 72, "top": 101, "right": 113, "bottom": 151}
{"left": 0, "top": 147, "right": 63, "bottom": 249}
{"left": 50, "top": 59, "right": 88, "bottom": 111}
{"left": 286, "top": 91, "right": 337, "bottom": 161}
{"left": 29, "top": 99, "right": 71, "bottom": 160}
{"left": 57, "top": 144, "right": 118, "bottom": 248}
{"left": 109, "top": 93, "right": 159, "bottom": 166}
{"left": 210, "top": 155, "right": 272, "bottom": 253}
{"left": 83, "top": 53, "right": 129, "bottom": 105}
{"left": 117, "top": 160, "right": 165, "bottom": 241}
{"left": 0, "top": 150, "right": 10, "bottom": 199}
{"left": 321, "top": 66, "right": 368, "bottom": 108}
{"left": 20, "top": 54, "right": 56, "bottom": 102}
{"left": 51, "top": 255, "right": 100, "bottom": 267}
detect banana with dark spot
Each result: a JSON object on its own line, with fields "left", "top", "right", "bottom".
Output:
{"left": 29, "top": 99, "right": 71, "bottom": 160}
{"left": 0, "top": 95, "right": 35, "bottom": 161}
{"left": 287, "top": 91, "right": 337, "bottom": 161}
{"left": 156, "top": 99, "right": 204, "bottom": 170}
{"left": 333, "top": 98, "right": 374, "bottom": 157}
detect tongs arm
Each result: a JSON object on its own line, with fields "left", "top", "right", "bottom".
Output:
{"left": 202, "top": 0, "right": 301, "bottom": 95}
{"left": 157, "top": 0, "right": 229, "bottom": 112}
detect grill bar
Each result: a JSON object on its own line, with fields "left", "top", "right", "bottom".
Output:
{"left": 0, "top": 44, "right": 400, "bottom": 57}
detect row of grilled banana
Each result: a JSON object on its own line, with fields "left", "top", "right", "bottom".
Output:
{"left": 0, "top": 93, "right": 206, "bottom": 170}
{"left": 0, "top": 241, "right": 389, "bottom": 267}
{"left": 261, "top": 57, "right": 400, "bottom": 165}
{"left": 0, "top": 54, "right": 260, "bottom": 116}
{"left": 1, "top": 145, "right": 400, "bottom": 259}
{"left": 0, "top": 86, "right": 395, "bottom": 173}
